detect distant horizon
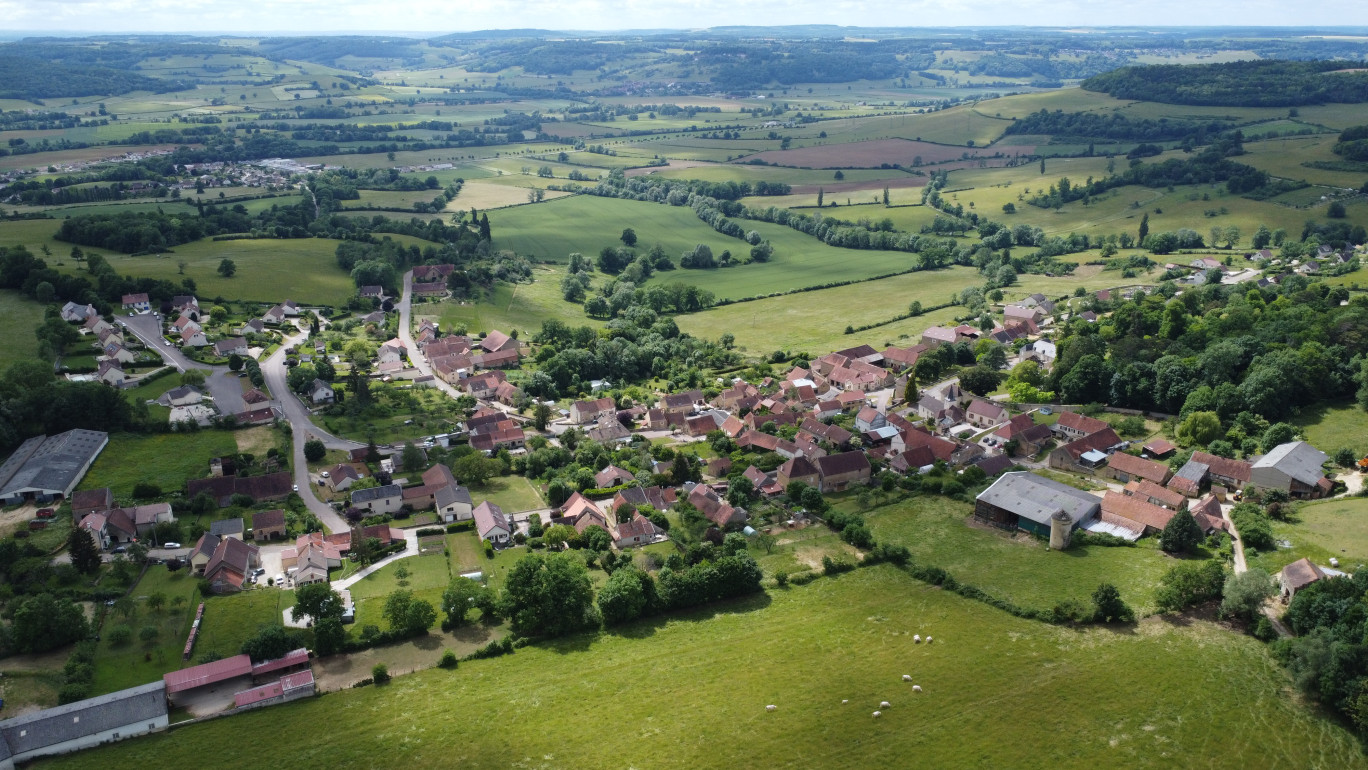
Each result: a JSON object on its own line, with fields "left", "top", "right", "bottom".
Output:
{"left": 2, "top": 6, "right": 1368, "bottom": 37}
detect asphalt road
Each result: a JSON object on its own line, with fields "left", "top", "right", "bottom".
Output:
{"left": 120, "top": 313, "right": 246, "bottom": 414}
{"left": 259, "top": 324, "right": 358, "bottom": 535}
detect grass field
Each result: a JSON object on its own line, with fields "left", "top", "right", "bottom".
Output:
{"left": 0, "top": 290, "right": 46, "bottom": 371}
{"left": 89, "top": 567, "right": 201, "bottom": 695}
{"left": 861, "top": 495, "right": 1174, "bottom": 614}
{"left": 491, "top": 196, "right": 925, "bottom": 300}
{"left": 40, "top": 565, "right": 1367, "bottom": 769}
{"left": 1248, "top": 496, "right": 1368, "bottom": 577}
{"left": 1293, "top": 400, "right": 1368, "bottom": 456}
{"left": 78, "top": 432, "right": 240, "bottom": 499}
{"left": 425, "top": 266, "right": 593, "bottom": 337}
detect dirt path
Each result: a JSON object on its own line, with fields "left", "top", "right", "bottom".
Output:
{"left": 1221, "top": 502, "right": 1248, "bottom": 574}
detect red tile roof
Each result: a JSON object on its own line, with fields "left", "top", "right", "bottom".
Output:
{"left": 164, "top": 654, "right": 253, "bottom": 693}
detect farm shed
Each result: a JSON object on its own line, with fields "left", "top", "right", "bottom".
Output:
{"left": 0, "top": 681, "right": 168, "bottom": 768}
{"left": 974, "top": 471, "right": 1100, "bottom": 537}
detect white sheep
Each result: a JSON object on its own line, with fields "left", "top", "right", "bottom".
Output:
{"left": 766, "top": 705, "right": 776, "bottom": 712}
{"left": 842, "top": 699, "right": 849, "bottom": 704}
{"left": 913, "top": 634, "right": 921, "bottom": 643}
{"left": 872, "top": 711, "right": 882, "bottom": 718}
{"left": 912, "top": 685, "right": 922, "bottom": 693}
{"left": 926, "top": 636, "right": 933, "bottom": 644}
{"left": 902, "top": 674, "right": 912, "bottom": 682}
{"left": 880, "top": 701, "right": 891, "bottom": 709}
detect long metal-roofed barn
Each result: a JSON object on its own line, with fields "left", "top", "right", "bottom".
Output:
{"left": 973, "top": 471, "right": 1100, "bottom": 537}
{"left": 0, "top": 429, "right": 108, "bottom": 506}
{"left": 0, "top": 681, "right": 167, "bottom": 768}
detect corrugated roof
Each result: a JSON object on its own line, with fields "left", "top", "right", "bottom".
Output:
{"left": 0, "top": 430, "right": 108, "bottom": 499}
{"left": 1253, "top": 441, "right": 1327, "bottom": 487}
{"left": 163, "top": 654, "right": 253, "bottom": 694}
{"left": 251, "top": 647, "right": 310, "bottom": 677}
{"left": 976, "top": 471, "right": 1100, "bottom": 526}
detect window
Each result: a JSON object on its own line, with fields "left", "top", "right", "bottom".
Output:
{"left": 73, "top": 716, "right": 79, "bottom": 723}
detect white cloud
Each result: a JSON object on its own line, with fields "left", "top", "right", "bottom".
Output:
{"left": 2, "top": 0, "right": 1367, "bottom": 33}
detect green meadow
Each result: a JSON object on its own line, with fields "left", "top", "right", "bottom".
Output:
{"left": 39, "top": 566, "right": 1366, "bottom": 770}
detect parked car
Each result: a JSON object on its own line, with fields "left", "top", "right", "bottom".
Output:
{"left": 321, "top": 471, "right": 330, "bottom": 478}
{"left": 163, "top": 542, "right": 182, "bottom": 549}
{"left": 111, "top": 545, "right": 127, "bottom": 554}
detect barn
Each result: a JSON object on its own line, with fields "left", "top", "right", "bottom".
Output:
{"left": 974, "top": 471, "right": 1100, "bottom": 537}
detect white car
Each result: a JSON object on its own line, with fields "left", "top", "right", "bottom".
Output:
{"left": 163, "top": 542, "right": 182, "bottom": 549}
{"left": 292, "top": 484, "right": 299, "bottom": 492}
{"left": 320, "top": 471, "right": 330, "bottom": 478}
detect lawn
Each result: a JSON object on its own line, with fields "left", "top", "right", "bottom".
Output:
{"left": 0, "top": 290, "right": 46, "bottom": 371}
{"left": 1247, "top": 496, "right": 1368, "bottom": 577}
{"left": 195, "top": 589, "right": 298, "bottom": 661}
{"left": 41, "top": 566, "right": 1367, "bottom": 770}
{"left": 1293, "top": 400, "right": 1368, "bottom": 456}
{"left": 468, "top": 475, "right": 543, "bottom": 513}
{"left": 861, "top": 495, "right": 1173, "bottom": 614}
{"left": 78, "top": 432, "right": 240, "bottom": 499}
{"left": 347, "top": 550, "right": 452, "bottom": 635}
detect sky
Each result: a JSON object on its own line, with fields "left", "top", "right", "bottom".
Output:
{"left": 2, "top": 0, "right": 1368, "bottom": 35}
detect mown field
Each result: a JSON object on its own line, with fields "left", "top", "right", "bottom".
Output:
{"left": 78, "top": 431, "right": 241, "bottom": 499}
{"left": 0, "top": 289, "right": 46, "bottom": 370}
{"left": 425, "top": 266, "right": 596, "bottom": 338}
{"left": 1248, "top": 496, "right": 1368, "bottom": 577}
{"left": 39, "top": 566, "right": 1367, "bottom": 770}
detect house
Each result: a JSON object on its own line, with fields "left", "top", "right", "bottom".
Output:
{"left": 359, "top": 285, "right": 385, "bottom": 299}
{"left": 213, "top": 338, "right": 248, "bottom": 358}
{"left": 613, "top": 515, "right": 664, "bottom": 548}
{"left": 83, "top": 315, "right": 112, "bottom": 337}
{"left": 102, "top": 343, "right": 137, "bottom": 364}
{"left": 435, "top": 484, "right": 474, "bottom": 523}
{"left": 210, "top": 517, "right": 245, "bottom": 540}
{"left": 121, "top": 293, "right": 151, "bottom": 313}
{"left": 570, "top": 396, "right": 616, "bottom": 424}
{"left": 240, "top": 319, "right": 266, "bottom": 336}
{"left": 685, "top": 413, "right": 721, "bottom": 437}
{"left": 413, "top": 264, "right": 456, "bottom": 283}
{"left": 462, "top": 371, "right": 506, "bottom": 399}
{"left": 243, "top": 388, "right": 269, "bottom": 405}
{"left": 1127, "top": 479, "right": 1187, "bottom": 510}
{"left": 612, "top": 485, "right": 675, "bottom": 516}
{"left": 327, "top": 464, "right": 363, "bottom": 492}
{"left": 0, "top": 681, "right": 168, "bottom": 767}
{"left": 469, "top": 420, "right": 526, "bottom": 452}
{"left": 1004, "top": 304, "right": 1043, "bottom": 325}
{"left": 659, "top": 390, "right": 704, "bottom": 415}
{"left": 309, "top": 379, "right": 335, "bottom": 404}
{"left": 854, "top": 407, "right": 887, "bottom": 433}
{"left": 96, "top": 359, "right": 126, "bottom": 386}
{"left": 920, "top": 326, "right": 960, "bottom": 347}
{"left": 261, "top": 305, "right": 288, "bottom": 325}
{"left": 350, "top": 484, "right": 402, "bottom": 516}
{"left": 1052, "top": 411, "right": 1109, "bottom": 440}
{"left": 1190, "top": 451, "right": 1252, "bottom": 490}
{"left": 473, "top": 501, "right": 511, "bottom": 545}
{"left": 201, "top": 536, "right": 261, "bottom": 593}
{"left": 1250, "top": 441, "right": 1331, "bottom": 499}
{"left": 1104, "top": 452, "right": 1172, "bottom": 486}
{"left": 160, "top": 385, "right": 203, "bottom": 408}
{"left": 965, "top": 399, "right": 1009, "bottom": 428}
{"left": 473, "top": 348, "right": 521, "bottom": 369}
{"left": 1048, "top": 428, "right": 1123, "bottom": 472}
{"left": 493, "top": 381, "right": 523, "bottom": 406}
{"left": 993, "top": 413, "right": 1053, "bottom": 456}
{"left": 61, "top": 301, "right": 97, "bottom": 323}
{"left": 479, "top": 330, "right": 519, "bottom": 354}
{"left": 376, "top": 343, "right": 405, "bottom": 366}
{"left": 972, "top": 453, "right": 1015, "bottom": 477}
{"left": 687, "top": 484, "right": 745, "bottom": 528}
{"left": 595, "top": 465, "right": 635, "bottom": 489}
{"left": 880, "top": 344, "right": 927, "bottom": 372}
{"left": 1187, "top": 494, "right": 1226, "bottom": 534}
{"left": 1099, "top": 491, "right": 1174, "bottom": 537}
{"left": 0, "top": 430, "right": 109, "bottom": 506}
{"left": 78, "top": 513, "right": 110, "bottom": 550}
{"left": 775, "top": 456, "right": 820, "bottom": 490}
{"left": 815, "top": 451, "right": 871, "bottom": 492}
{"left": 71, "top": 487, "right": 113, "bottom": 523}
{"left": 252, "top": 509, "right": 287, "bottom": 541}
{"left": 1280, "top": 557, "right": 1326, "bottom": 602}
{"left": 974, "top": 471, "right": 1100, "bottom": 539}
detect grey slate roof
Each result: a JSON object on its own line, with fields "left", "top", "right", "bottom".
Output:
{"left": 210, "top": 517, "right": 244, "bottom": 537}
{"left": 976, "top": 471, "right": 1100, "bottom": 526}
{"left": 0, "top": 430, "right": 108, "bottom": 499}
{"left": 1174, "top": 460, "right": 1210, "bottom": 484}
{"left": 0, "top": 681, "right": 167, "bottom": 757}
{"left": 351, "top": 483, "right": 401, "bottom": 504}
{"left": 1253, "top": 441, "right": 1328, "bottom": 486}
{"left": 435, "top": 483, "right": 472, "bottom": 510}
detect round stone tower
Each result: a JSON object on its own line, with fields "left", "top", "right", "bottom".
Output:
{"left": 1049, "top": 508, "right": 1073, "bottom": 550}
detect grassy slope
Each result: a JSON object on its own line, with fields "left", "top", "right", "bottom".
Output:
{"left": 1249, "top": 496, "right": 1368, "bottom": 577}
{"left": 1293, "top": 400, "right": 1368, "bottom": 456}
{"left": 40, "top": 566, "right": 1366, "bottom": 770}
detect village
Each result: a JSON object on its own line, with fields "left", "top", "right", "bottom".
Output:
{"left": 0, "top": 249, "right": 1356, "bottom": 766}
